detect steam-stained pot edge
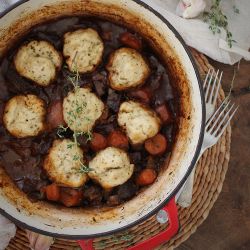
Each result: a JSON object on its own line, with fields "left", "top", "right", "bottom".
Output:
{"left": 0, "top": 0, "right": 205, "bottom": 238}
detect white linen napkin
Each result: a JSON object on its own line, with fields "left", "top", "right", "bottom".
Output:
{"left": 143, "top": 0, "right": 250, "bottom": 64}
{"left": 0, "top": 0, "right": 19, "bottom": 11}
{"left": 0, "top": 214, "right": 16, "bottom": 250}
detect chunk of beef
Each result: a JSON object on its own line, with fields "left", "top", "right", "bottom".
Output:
{"left": 117, "top": 181, "right": 138, "bottom": 201}
{"left": 107, "top": 89, "right": 121, "bottom": 112}
{"left": 84, "top": 185, "right": 103, "bottom": 206}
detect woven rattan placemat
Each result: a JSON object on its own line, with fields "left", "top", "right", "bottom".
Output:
{"left": 6, "top": 49, "right": 231, "bottom": 250}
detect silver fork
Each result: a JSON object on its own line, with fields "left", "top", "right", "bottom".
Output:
{"left": 177, "top": 99, "right": 238, "bottom": 207}
{"left": 176, "top": 69, "right": 222, "bottom": 205}
{"left": 202, "top": 99, "right": 238, "bottom": 151}
{"left": 204, "top": 68, "right": 223, "bottom": 122}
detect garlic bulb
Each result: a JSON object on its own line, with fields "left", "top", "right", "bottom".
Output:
{"left": 0, "top": 215, "right": 16, "bottom": 250}
{"left": 176, "top": 0, "right": 206, "bottom": 19}
{"left": 25, "top": 230, "right": 54, "bottom": 250}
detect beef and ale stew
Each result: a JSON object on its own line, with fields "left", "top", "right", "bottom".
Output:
{"left": 0, "top": 17, "right": 179, "bottom": 207}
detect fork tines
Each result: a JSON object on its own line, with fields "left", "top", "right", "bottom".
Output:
{"left": 206, "top": 98, "right": 238, "bottom": 137}
{"left": 203, "top": 68, "right": 223, "bottom": 105}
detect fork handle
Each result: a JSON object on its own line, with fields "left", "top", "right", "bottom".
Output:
{"left": 177, "top": 147, "right": 206, "bottom": 207}
{"left": 177, "top": 169, "right": 195, "bottom": 207}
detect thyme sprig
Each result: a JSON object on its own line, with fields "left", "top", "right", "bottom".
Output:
{"left": 57, "top": 125, "right": 68, "bottom": 138}
{"left": 96, "top": 232, "right": 134, "bottom": 248}
{"left": 203, "top": 0, "right": 239, "bottom": 48}
{"left": 57, "top": 52, "right": 92, "bottom": 174}
{"left": 224, "top": 59, "right": 241, "bottom": 102}
{"left": 79, "top": 164, "right": 93, "bottom": 174}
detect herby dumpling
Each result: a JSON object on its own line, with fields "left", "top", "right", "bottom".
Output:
{"left": 44, "top": 139, "right": 88, "bottom": 188}
{"left": 118, "top": 101, "right": 161, "bottom": 144}
{"left": 3, "top": 94, "right": 46, "bottom": 138}
{"left": 63, "top": 87, "right": 104, "bottom": 133}
{"left": 88, "top": 147, "right": 134, "bottom": 189}
{"left": 106, "top": 47, "right": 150, "bottom": 90}
{"left": 63, "top": 28, "right": 104, "bottom": 73}
{"left": 14, "top": 40, "right": 62, "bottom": 86}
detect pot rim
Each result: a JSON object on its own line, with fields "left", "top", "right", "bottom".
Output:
{"left": 0, "top": 0, "right": 205, "bottom": 239}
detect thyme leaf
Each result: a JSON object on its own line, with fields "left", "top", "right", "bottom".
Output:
{"left": 203, "top": 0, "right": 238, "bottom": 48}
{"left": 57, "top": 125, "right": 69, "bottom": 138}
{"left": 108, "top": 231, "right": 134, "bottom": 245}
{"left": 73, "top": 155, "right": 80, "bottom": 161}
{"left": 56, "top": 51, "right": 93, "bottom": 175}
{"left": 120, "top": 234, "right": 134, "bottom": 241}
{"left": 233, "top": 5, "right": 240, "bottom": 14}
{"left": 79, "top": 163, "right": 92, "bottom": 173}
{"left": 67, "top": 143, "right": 74, "bottom": 149}
{"left": 84, "top": 131, "right": 93, "bottom": 142}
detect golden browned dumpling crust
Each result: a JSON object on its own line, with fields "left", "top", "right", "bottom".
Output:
{"left": 44, "top": 139, "right": 88, "bottom": 188}
{"left": 88, "top": 147, "right": 134, "bottom": 189}
{"left": 63, "top": 87, "right": 104, "bottom": 133}
{"left": 106, "top": 47, "right": 150, "bottom": 91}
{"left": 118, "top": 101, "right": 161, "bottom": 144}
{"left": 63, "top": 28, "right": 104, "bottom": 73}
{"left": 14, "top": 40, "right": 62, "bottom": 86}
{"left": 3, "top": 94, "right": 46, "bottom": 138}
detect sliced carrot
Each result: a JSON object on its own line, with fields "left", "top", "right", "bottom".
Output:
{"left": 45, "top": 183, "right": 60, "bottom": 202}
{"left": 47, "top": 100, "right": 66, "bottom": 129}
{"left": 155, "top": 104, "right": 172, "bottom": 124}
{"left": 145, "top": 134, "right": 167, "bottom": 155}
{"left": 60, "top": 188, "right": 83, "bottom": 207}
{"left": 107, "top": 130, "right": 129, "bottom": 150}
{"left": 90, "top": 133, "right": 107, "bottom": 152}
{"left": 136, "top": 169, "right": 157, "bottom": 186}
{"left": 119, "top": 32, "right": 142, "bottom": 50}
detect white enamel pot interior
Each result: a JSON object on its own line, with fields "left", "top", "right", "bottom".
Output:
{"left": 0, "top": 0, "right": 205, "bottom": 239}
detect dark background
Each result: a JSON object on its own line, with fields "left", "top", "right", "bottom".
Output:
{"left": 177, "top": 59, "right": 250, "bottom": 250}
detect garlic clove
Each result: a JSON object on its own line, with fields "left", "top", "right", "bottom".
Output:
{"left": 176, "top": 0, "right": 206, "bottom": 19}
{"left": 0, "top": 215, "right": 16, "bottom": 250}
{"left": 25, "top": 230, "right": 54, "bottom": 250}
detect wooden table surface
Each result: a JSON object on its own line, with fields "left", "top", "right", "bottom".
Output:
{"left": 177, "top": 59, "right": 250, "bottom": 250}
